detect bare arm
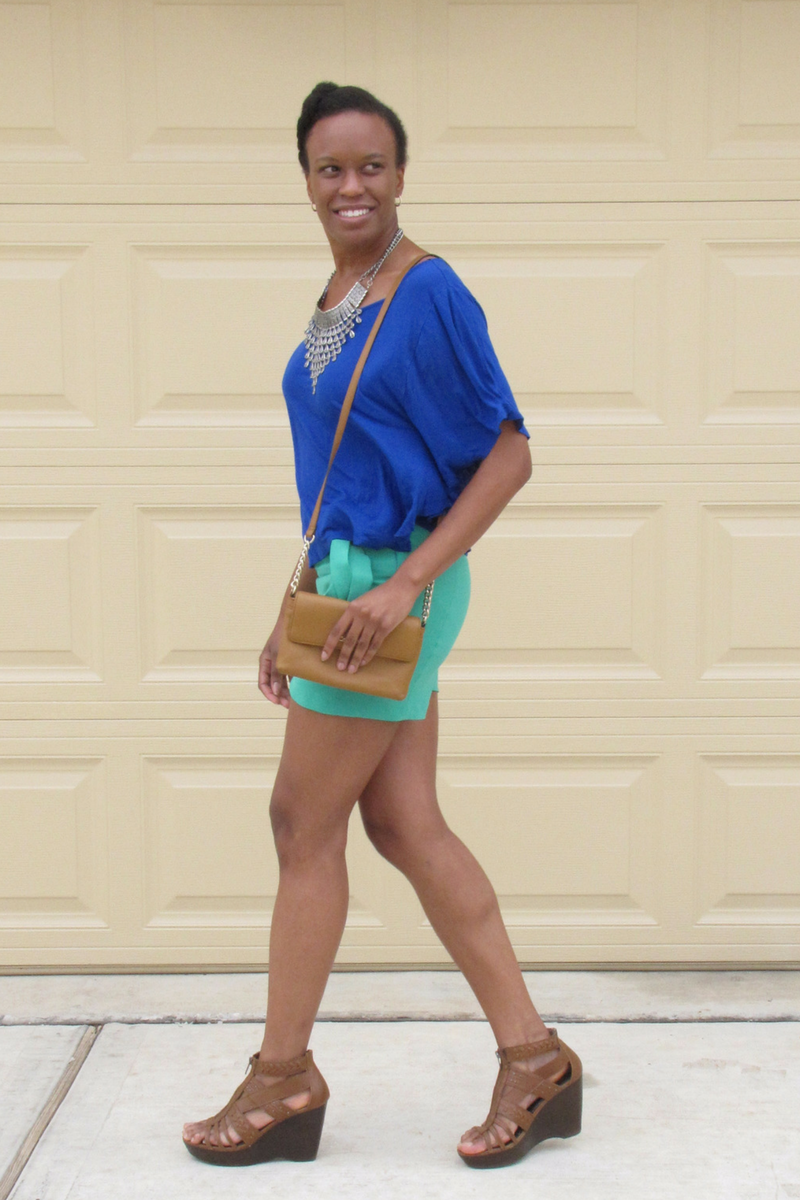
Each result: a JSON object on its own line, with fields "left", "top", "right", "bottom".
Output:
{"left": 321, "top": 420, "right": 531, "bottom": 673}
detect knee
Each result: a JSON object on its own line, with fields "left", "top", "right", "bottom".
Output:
{"left": 361, "top": 810, "right": 405, "bottom": 865}
{"left": 269, "top": 783, "right": 347, "bottom": 870}
{"left": 361, "top": 807, "right": 445, "bottom": 871}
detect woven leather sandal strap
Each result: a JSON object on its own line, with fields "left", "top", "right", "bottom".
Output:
{"left": 253, "top": 1051, "right": 311, "bottom": 1077}
{"left": 269, "top": 1099, "right": 297, "bottom": 1120}
{"left": 240, "top": 1069, "right": 312, "bottom": 1112}
{"left": 507, "top": 1062, "right": 566, "bottom": 1097}
{"left": 497, "top": 1099, "right": 537, "bottom": 1132}
{"left": 483, "top": 1125, "right": 505, "bottom": 1151}
{"left": 226, "top": 1107, "right": 261, "bottom": 1147}
{"left": 500, "top": 1032, "right": 560, "bottom": 1063}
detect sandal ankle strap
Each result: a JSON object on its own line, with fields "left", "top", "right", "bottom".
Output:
{"left": 498, "top": 1030, "right": 560, "bottom": 1064}
{"left": 250, "top": 1049, "right": 314, "bottom": 1077}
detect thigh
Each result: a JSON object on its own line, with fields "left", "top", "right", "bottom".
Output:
{"left": 358, "top": 694, "right": 446, "bottom": 835}
{"left": 273, "top": 699, "right": 400, "bottom": 835}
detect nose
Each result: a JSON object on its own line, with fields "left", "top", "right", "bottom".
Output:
{"left": 338, "top": 167, "right": 363, "bottom": 196}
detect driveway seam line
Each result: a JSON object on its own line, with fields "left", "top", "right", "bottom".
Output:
{"left": 0, "top": 1024, "right": 101, "bottom": 1200}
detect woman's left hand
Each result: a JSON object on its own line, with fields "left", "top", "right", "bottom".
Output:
{"left": 321, "top": 575, "right": 421, "bottom": 674}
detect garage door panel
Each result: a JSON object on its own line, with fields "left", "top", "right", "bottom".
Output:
{"left": 0, "top": 756, "right": 109, "bottom": 931}
{"left": 0, "top": 505, "right": 103, "bottom": 683}
{"left": 0, "top": 0, "right": 86, "bottom": 165}
{"left": 455, "top": 504, "right": 664, "bottom": 682}
{"left": 696, "top": 755, "right": 800, "bottom": 927}
{"left": 450, "top": 243, "right": 667, "bottom": 427}
{"left": 136, "top": 505, "right": 300, "bottom": 683}
{"left": 705, "top": 240, "right": 800, "bottom": 425}
{"left": 701, "top": 505, "right": 800, "bottom": 681}
{"left": 438, "top": 755, "right": 663, "bottom": 929}
{"left": 130, "top": 243, "right": 331, "bottom": 427}
{"left": 123, "top": 0, "right": 367, "bottom": 165}
{"left": 142, "top": 756, "right": 277, "bottom": 930}
{"left": 418, "top": 0, "right": 669, "bottom": 164}
{"left": 0, "top": 242, "right": 95, "bottom": 427}
{"left": 709, "top": 0, "right": 800, "bottom": 162}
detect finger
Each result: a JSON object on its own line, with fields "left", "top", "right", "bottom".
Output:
{"left": 335, "top": 618, "right": 365, "bottom": 670}
{"left": 275, "top": 673, "right": 291, "bottom": 709}
{"left": 340, "top": 625, "right": 374, "bottom": 672}
{"left": 269, "top": 659, "right": 289, "bottom": 701}
{"left": 321, "top": 615, "right": 350, "bottom": 662}
{"left": 358, "top": 633, "right": 383, "bottom": 669}
{"left": 258, "top": 655, "right": 283, "bottom": 704}
{"left": 258, "top": 653, "right": 272, "bottom": 699}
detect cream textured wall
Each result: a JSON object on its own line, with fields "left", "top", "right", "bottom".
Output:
{"left": 1, "top": 0, "right": 799, "bottom": 967}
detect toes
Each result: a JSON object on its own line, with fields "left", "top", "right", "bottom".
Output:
{"left": 459, "top": 1119, "right": 517, "bottom": 1155}
{"left": 458, "top": 1128, "right": 490, "bottom": 1154}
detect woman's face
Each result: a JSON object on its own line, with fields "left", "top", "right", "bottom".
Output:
{"left": 304, "top": 111, "right": 404, "bottom": 252}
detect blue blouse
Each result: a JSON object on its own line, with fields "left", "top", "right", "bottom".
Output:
{"left": 282, "top": 257, "right": 528, "bottom": 568}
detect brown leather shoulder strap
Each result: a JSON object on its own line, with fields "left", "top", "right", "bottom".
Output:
{"left": 304, "top": 251, "right": 434, "bottom": 541}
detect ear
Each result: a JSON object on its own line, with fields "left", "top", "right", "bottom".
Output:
{"left": 395, "top": 163, "right": 405, "bottom": 200}
{"left": 305, "top": 175, "right": 314, "bottom": 205}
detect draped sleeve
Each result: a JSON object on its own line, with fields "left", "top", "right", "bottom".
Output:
{"left": 400, "top": 261, "right": 528, "bottom": 494}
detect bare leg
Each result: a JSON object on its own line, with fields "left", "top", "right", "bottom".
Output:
{"left": 260, "top": 703, "right": 396, "bottom": 1059}
{"left": 358, "top": 694, "right": 557, "bottom": 1153}
{"left": 183, "top": 700, "right": 397, "bottom": 1148}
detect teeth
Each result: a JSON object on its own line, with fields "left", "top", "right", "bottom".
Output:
{"left": 339, "top": 209, "right": 370, "bottom": 217}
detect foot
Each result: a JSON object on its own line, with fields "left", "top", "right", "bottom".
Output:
{"left": 458, "top": 1041, "right": 560, "bottom": 1156}
{"left": 183, "top": 1056, "right": 312, "bottom": 1150}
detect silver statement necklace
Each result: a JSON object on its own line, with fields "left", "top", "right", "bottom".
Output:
{"left": 303, "top": 228, "right": 404, "bottom": 393}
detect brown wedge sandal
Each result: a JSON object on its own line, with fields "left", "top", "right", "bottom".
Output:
{"left": 458, "top": 1029, "right": 582, "bottom": 1169}
{"left": 183, "top": 1049, "right": 329, "bottom": 1166}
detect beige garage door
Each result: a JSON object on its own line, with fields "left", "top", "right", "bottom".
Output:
{"left": 1, "top": 0, "right": 799, "bottom": 968}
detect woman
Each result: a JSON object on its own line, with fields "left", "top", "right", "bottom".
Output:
{"left": 183, "top": 82, "right": 582, "bottom": 1170}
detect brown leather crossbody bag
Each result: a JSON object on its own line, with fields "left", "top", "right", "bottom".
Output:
{"left": 276, "top": 253, "right": 434, "bottom": 701}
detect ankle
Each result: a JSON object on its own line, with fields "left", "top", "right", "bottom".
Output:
{"left": 495, "top": 1019, "right": 550, "bottom": 1052}
{"left": 258, "top": 1039, "right": 308, "bottom": 1065}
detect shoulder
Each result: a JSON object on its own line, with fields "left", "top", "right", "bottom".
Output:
{"left": 399, "top": 255, "right": 473, "bottom": 303}
{"left": 396, "top": 256, "right": 487, "bottom": 333}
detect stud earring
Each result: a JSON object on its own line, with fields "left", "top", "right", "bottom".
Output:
{"left": 394, "top": 197, "right": 401, "bottom": 207}
{"left": 311, "top": 202, "right": 317, "bottom": 211}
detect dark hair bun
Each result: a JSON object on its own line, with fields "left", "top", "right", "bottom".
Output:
{"left": 296, "top": 82, "right": 407, "bottom": 172}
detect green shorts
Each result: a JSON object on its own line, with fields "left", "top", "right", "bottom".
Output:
{"left": 289, "top": 526, "right": 471, "bottom": 721}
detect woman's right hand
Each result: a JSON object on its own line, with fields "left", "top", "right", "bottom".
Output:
{"left": 258, "top": 618, "right": 291, "bottom": 708}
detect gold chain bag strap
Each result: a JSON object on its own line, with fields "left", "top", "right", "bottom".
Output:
{"left": 276, "top": 253, "right": 435, "bottom": 701}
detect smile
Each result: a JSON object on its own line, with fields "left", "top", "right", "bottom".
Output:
{"left": 335, "top": 208, "right": 372, "bottom": 218}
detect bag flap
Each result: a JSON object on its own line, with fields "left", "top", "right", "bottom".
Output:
{"left": 286, "top": 592, "right": 422, "bottom": 664}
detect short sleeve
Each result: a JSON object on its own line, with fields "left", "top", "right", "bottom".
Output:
{"left": 401, "top": 264, "right": 528, "bottom": 493}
